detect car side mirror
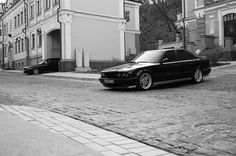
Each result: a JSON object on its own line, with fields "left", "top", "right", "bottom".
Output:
{"left": 161, "top": 58, "right": 168, "bottom": 64}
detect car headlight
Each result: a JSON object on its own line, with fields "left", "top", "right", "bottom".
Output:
{"left": 101, "top": 73, "right": 105, "bottom": 77}
{"left": 117, "top": 72, "right": 132, "bottom": 78}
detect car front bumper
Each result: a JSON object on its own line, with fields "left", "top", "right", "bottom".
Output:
{"left": 203, "top": 68, "right": 211, "bottom": 76}
{"left": 99, "top": 77, "right": 137, "bottom": 88}
{"left": 23, "top": 69, "right": 33, "bottom": 74}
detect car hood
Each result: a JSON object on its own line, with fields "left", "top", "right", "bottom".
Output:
{"left": 102, "top": 62, "right": 158, "bottom": 72}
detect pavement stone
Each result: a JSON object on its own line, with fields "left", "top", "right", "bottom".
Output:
{"left": 0, "top": 108, "right": 104, "bottom": 156}
{"left": 2, "top": 63, "right": 236, "bottom": 156}
{"left": 0, "top": 104, "right": 175, "bottom": 156}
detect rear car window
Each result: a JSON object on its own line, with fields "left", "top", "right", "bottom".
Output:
{"left": 162, "top": 50, "right": 176, "bottom": 62}
{"left": 177, "top": 50, "right": 197, "bottom": 61}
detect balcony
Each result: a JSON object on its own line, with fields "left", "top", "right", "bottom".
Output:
{"left": 205, "top": 0, "right": 227, "bottom": 6}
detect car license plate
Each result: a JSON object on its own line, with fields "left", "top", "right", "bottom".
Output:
{"left": 104, "top": 79, "right": 114, "bottom": 84}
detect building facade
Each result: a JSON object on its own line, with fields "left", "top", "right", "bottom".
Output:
{"left": 176, "top": 0, "right": 236, "bottom": 53}
{"left": 0, "top": 0, "right": 141, "bottom": 71}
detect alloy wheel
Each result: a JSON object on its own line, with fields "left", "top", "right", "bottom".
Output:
{"left": 193, "top": 68, "right": 203, "bottom": 83}
{"left": 138, "top": 72, "right": 152, "bottom": 90}
{"left": 33, "top": 68, "right": 39, "bottom": 75}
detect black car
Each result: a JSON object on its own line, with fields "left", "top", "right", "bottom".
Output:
{"left": 99, "top": 49, "right": 211, "bottom": 90}
{"left": 23, "top": 58, "right": 60, "bottom": 75}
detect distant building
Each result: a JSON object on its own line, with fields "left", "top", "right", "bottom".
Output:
{"left": 0, "top": 0, "right": 141, "bottom": 71}
{"left": 175, "top": 0, "right": 236, "bottom": 53}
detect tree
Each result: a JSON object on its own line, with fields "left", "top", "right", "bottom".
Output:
{"left": 138, "top": 0, "right": 182, "bottom": 45}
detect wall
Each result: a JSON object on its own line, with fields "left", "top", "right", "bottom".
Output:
{"left": 125, "top": 32, "right": 136, "bottom": 55}
{"left": 71, "top": 16, "right": 121, "bottom": 61}
{"left": 68, "top": 0, "right": 122, "bottom": 18}
{"left": 187, "top": 20, "right": 197, "bottom": 43}
{"left": 46, "top": 30, "right": 61, "bottom": 59}
{"left": 125, "top": 4, "right": 135, "bottom": 30}
{"left": 124, "top": 1, "right": 141, "bottom": 56}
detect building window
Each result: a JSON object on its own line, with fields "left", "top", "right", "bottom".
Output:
{"left": 21, "top": 38, "right": 24, "bottom": 51}
{"left": 196, "top": 0, "right": 204, "bottom": 7}
{"left": 31, "top": 34, "right": 35, "bottom": 49}
{"left": 30, "top": 4, "right": 35, "bottom": 20}
{"left": 18, "top": 39, "right": 21, "bottom": 53}
{"left": 24, "top": 8, "right": 28, "bottom": 26}
{"left": 15, "top": 41, "right": 17, "bottom": 54}
{"left": 21, "top": 11, "right": 24, "bottom": 25}
{"left": 4, "top": 45, "right": 7, "bottom": 58}
{"left": 10, "top": 20, "right": 12, "bottom": 33}
{"left": 45, "top": 0, "right": 51, "bottom": 10}
{"left": 209, "top": 19, "right": 214, "bottom": 35}
{"left": 54, "top": 0, "right": 59, "bottom": 5}
{"left": 38, "top": 30, "right": 42, "bottom": 47}
{"left": 17, "top": 14, "right": 20, "bottom": 27}
{"left": 125, "top": 11, "right": 130, "bottom": 22}
{"left": 37, "top": 0, "right": 42, "bottom": 15}
{"left": 14, "top": 16, "right": 17, "bottom": 28}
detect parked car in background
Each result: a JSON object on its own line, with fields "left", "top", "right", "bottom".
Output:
{"left": 99, "top": 49, "right": 211, "bottom": 90}
{"left": 23, "top": 58, "right": 60, "bottom": 75}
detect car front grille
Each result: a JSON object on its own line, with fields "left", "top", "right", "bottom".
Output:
{"left": 102, "top": 72, "right": 117, "bottom": 78}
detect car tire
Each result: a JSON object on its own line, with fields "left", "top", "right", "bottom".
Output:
{"left": 192, "top": 68, "right": 203, "bottom": 83}
{"left": 33, "top": 68, "right": 39, "bottom": 75}
{"left": 137, "top": 72, "right": 153, "bottom": 90}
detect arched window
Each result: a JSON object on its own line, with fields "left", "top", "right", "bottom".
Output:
{"left": 224, "top": 13, "right": 236, "bottom": 44}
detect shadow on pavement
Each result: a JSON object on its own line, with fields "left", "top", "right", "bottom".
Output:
{"left": 101, "top": 79, "right": 212, "bottom": 92}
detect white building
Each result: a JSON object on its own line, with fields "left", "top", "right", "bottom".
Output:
{"left": 0, "top": 0, "right": 142, "bottom": 71}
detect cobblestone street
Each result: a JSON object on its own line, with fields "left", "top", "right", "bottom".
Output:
{"left": 0, "top": 65, "right": 236, "bottom": 156}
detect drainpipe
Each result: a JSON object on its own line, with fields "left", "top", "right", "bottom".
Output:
{"left": 183, "top": 0, "right": 186, "bottom": 49}
{"left": 23, "top": 0, "right": 29, "bottom": 66}
{"left": 57, "top": 0, "right": 62, "bottom": 70}
{"left": 123, "top": 0, "right": 126, "bottom": 61}
{"left": 0, "top": 18, "right": 4, "bottom": 69}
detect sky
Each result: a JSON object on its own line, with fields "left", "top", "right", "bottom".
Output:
{"left": 0, "top": 0, "right": 5, "bottom": 3}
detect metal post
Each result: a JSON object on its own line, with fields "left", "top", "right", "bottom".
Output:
{"left": 183, "top": 0, "right": 186, "bottom": 49}
{"left": 1, "top": 19, "right": 5, "bottom": 68}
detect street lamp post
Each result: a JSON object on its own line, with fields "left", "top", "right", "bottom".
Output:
{"left": 183, "top": 0, "right": 186, "bottom": 49}
{"left": 23, "top": 0, "right": 29, "bottom": 66}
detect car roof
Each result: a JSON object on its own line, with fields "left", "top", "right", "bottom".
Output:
{"left": 47, "top": 58, "right": 60, "bottom": 60}
{"left": 146, "top": 49, "right": 187, "bottom": 52}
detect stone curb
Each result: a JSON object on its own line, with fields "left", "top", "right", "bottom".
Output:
{"left": 0, "top": 69, "right": 23, "bottom": 73}
{"left": 41, "top": 74, "right": 99, "bottom": 81}
{"left": 212, "top": 61, "right": 236, "bottom": 70}
{"left": 0, "top": 104, "right": 179, "bottom": 156}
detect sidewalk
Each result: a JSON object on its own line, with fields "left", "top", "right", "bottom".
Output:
{"left": 0, "top": 104, "right": 177, "bottom": 156}
{"left": 0, "top": 107, "right": 103, "bottom": 156}
{"left": 42, "top": 72, "right": 100, "bottom": 81}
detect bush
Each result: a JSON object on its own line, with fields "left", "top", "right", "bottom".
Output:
{"left": 199, "top": 48, "right": 223, "bottom": 66}
{"left": 90, "top": 59, "right": 126, "bottom": 72}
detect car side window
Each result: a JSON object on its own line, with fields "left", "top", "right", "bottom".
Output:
{"left": 177, "top": 50, "right": 197, "bottom": 61}
{"left": 162, "top": 50, "right": 176, "bottom": 62}
{"left": 47, "top": 60, "right": 52, "bottom": 64}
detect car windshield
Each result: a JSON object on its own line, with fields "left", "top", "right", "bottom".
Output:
{"left": 132, "top": 50, "right": 165, "bottom": 63}
{"left": 38, "top": 60, "right": 46, "bottom": 65}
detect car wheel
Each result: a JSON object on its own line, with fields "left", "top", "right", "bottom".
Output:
{"left": 33, "top": 68, "right": 39, "bottom": 75}
{"left": 137, "top": 72, "right": 153, "bottom": 90}
{"left": 192, "top": 68, "right": 203, "bottom": 83}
